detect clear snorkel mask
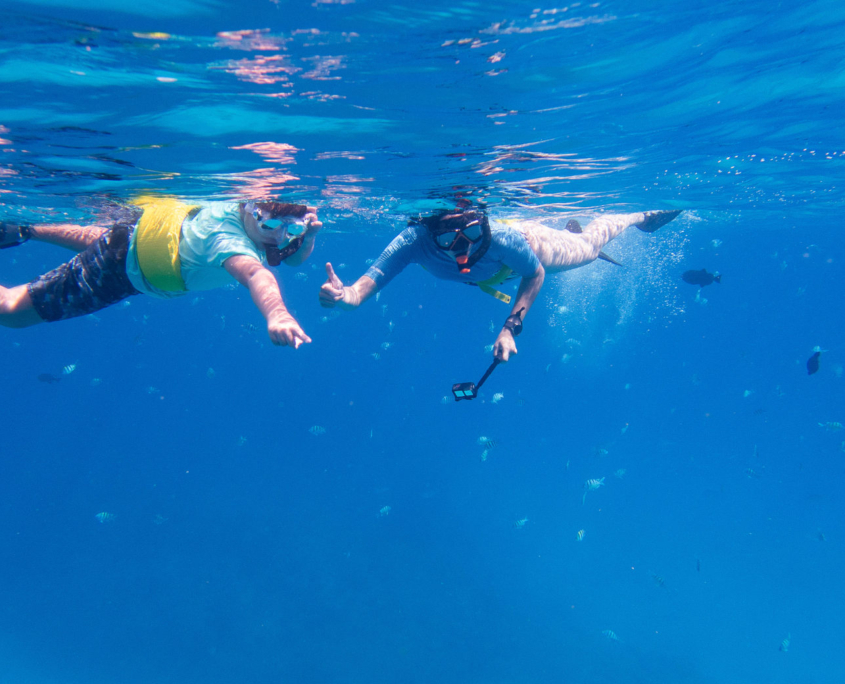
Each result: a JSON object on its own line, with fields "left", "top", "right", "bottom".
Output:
{"left": 248, "top": 202, "right": 307, "bottom": 242}
{"left": 245, "top": 200, "right": 309, "bottom": 266}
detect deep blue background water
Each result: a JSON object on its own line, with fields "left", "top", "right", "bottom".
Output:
{"left": 2, "top": 1, "right": 844, "bottom": 682}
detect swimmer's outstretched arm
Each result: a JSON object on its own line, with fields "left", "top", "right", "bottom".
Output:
{"left": 318, "top": 262, "right": 377, "bottom": 310}
{"left": 493, "top": 265, "right": 545, "bottom": 363}
{"left": 225, "top": 255, "right": 311, "bottom": 348}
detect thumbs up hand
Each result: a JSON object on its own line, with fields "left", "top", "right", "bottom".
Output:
{"left": 319, "top": 262, "right": 345, "bottom": 308}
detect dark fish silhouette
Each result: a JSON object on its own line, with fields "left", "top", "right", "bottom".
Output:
{"left": 807, "top": 351, "right": 821, "bottom": 375}
{"left": 682, "top": 268, "right": 721, "bottom": 287}
{"left": 37, "top": 373, "right": 62, "bottom": 384}
{"left": 565, "top": 219, "right": 622, "bottom": 266}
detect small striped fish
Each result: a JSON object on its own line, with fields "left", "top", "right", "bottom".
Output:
{"left": 602, "top": 629, "right": 620, "bottom": 642}
{"left": 492, "top": 393, "right": 504, "bottom": 404}
{"left": 779, "top": 633, "right": 791, "bottom": 653}
{"left": 95, "top": 512, "right": 115, "bottom": 524}
{"left": 582, "top": 477, "right": 605, "bottom": 504}
{"left": 513, "top": 517, "right": 528, "bottom": 530}
{"left": 819, "top": 422, "right": 844, "bottom": 431}
{"left": 62, "top": 363, "right": 77, "bottom": 375}
{"left": 576, "top": 529, "right": 585, "bottom": 542}
{"left": 309, "top": 425, "right": 326, "bottom": 436}
{"left": 477, "top": 436, "right": 496, "bottom": 449}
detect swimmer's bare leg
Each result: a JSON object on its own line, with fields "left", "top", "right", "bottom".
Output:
{"left": 522, "top": 213, "right": 642, "bottom": 273}
{"left": 29, "top": 223, "right": 108, "bottom": 251}
{"left": 0, "top": 284, "right": 43, "bottom": 328}
{"left": 522, "top": 211, "right": 681, "bottom": 274}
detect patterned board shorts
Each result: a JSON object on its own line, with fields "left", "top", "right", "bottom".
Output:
{"left": 27, "top": 209, "right": 143, "bottom": 323}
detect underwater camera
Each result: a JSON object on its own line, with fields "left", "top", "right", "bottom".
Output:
{"left": 452, "top": 359, "right": 500, "bottom": 402}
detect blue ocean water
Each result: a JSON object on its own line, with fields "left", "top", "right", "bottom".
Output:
{"left": 1, "top": 0, "right": 844, "bottom": 682}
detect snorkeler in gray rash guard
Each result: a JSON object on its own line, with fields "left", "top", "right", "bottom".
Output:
{"left": 319, "top": 208, "right": 681, "bottom": 362}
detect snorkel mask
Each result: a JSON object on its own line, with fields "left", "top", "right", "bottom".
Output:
{"left": 245, "top": 201, "right": 309, "bottom": 266}
{"left": 422, "top": 210, "right": 491, "bottom": 274}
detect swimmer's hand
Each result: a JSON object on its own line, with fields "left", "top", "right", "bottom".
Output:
{"left": 282, "top": 209, "right": 322, "bottom": 267}
{"left": 268, "top": 312, "right": 312, "bottom": 348}
{"left": 319, "top": 262, "right": 345, "bottom": 308}
{"left": 303, "top": 210, "right": 322, "bottom": 237}
{"left": 493, "top": 328, "right": 518, "bottom": 362}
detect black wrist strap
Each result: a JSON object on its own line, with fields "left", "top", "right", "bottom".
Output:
{"left": 503, "top": 306, "right": 525, "bottom": 337}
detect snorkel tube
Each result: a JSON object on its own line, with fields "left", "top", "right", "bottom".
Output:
{"left": 458, "top": 213, "right": 490, "bottom": 273}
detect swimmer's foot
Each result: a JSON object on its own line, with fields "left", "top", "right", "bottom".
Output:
{"left": 0, "top": 222, "right": 31, "bottom": 250}
{"left": 638, "top": 210, "right": 682, "bottom": 233}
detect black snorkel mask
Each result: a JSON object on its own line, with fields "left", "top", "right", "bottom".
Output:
{"left": 422, "top": 211, "right": 491, "bottom": 275}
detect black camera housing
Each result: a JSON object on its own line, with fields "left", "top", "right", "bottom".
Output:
{"left": 452, "top": 382, "right": 478, "bottom": 401}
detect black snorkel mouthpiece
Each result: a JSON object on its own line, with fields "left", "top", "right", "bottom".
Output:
{"left": 265, "top": 236, "right": 304, "bottom": 267}
{"left": 452, "top": 359, "right": 501, "bottom": 402}
{"left": 265, "top": 245, "right": 283, "bottom": 266}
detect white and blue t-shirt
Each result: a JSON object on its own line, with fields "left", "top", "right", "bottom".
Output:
{"left": 125, "top": 202, "right": 263, "bottom": 298}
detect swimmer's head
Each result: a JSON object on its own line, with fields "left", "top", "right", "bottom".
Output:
{"left": 415, "top": 209, "right": 490, "bottom": 273}
{"left": 244, "top": 201, "right": 310, "bottom": 265}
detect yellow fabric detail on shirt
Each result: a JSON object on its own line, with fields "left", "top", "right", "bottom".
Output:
{"left": 475, "top": 266, "right": 513, "bottom": 304}
{"left": 131, "top": 197, "right": 200, "bottom": 292}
